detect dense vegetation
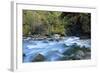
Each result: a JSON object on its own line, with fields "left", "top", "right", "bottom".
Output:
{"left": 23, "top": 10, "right": 91, "bottom": 38}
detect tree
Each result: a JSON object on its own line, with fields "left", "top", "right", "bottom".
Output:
{"left": 23, "top": 10, "right": 91, "bottom": 38}
{"left": 23, "top": 10, "right": 65, "bottom": 37}
{"left": 61, "top": 12, "right": 91, "bottom": 38}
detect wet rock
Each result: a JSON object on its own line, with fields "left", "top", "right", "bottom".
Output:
{"left": 74, "top": 50, "right": 85, "bottom": 59}
{"left": 83, "top": 52, "right": 91, "bottom": 59}
{"left": 53, "top": 34, "right": 60, "bottom": 39}
{"left": 49, "top": 38, "right": 54, "bottom": 41}
{"left": 32, "top": 53, "right": 45, "bottom": 62}
{"left": 63, "top": 45, "right": 89, "bottom": 60}
{"left": 63, "top": 45, "right": 79, "bottom": 55}
{"left": 61, "top": 55, "right": 69, "bottom": 60}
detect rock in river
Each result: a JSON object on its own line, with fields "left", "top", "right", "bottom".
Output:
{"left": 32, "top": 53, "right": 45, "bottom": 62}
{"left": 74, "top": 50, "right": 85, "bottom": 59}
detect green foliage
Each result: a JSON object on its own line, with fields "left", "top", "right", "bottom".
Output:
{"left": 23, "top": 10, "right": 91, "bottom": 38}
{"left": 61, "top": 12, "right": 91, "bottom": 37}
{"left": 23, "top": 24, "right": 30, "bottom": 36}
{"left": 23, "top": 10, "right": 65, "bottom": 36}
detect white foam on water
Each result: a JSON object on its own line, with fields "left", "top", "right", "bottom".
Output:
{"left": 23, "top": 36, "right": 91, "bottom": 62}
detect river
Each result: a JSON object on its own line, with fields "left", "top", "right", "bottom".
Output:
{"left": 23, "top": 36, "right": 91, "bottom": 62}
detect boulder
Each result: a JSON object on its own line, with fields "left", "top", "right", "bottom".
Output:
{"left": 32, "top": 53, "right": 45, "bottom": 62}
{"left": 53, "top": 34, "right": 60, "bottom": 39}
{"left": 83, "top": 52, "right": 91, "bottom": 59}
{"left": 74, "top": 50, "right": 85, "bottom": 59}
{"left": 63, "top": 47, "right": 85, "bottom": 60}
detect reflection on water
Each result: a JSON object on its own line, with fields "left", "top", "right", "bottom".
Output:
{"left": 23, "top": 36, "right": 91, "bottom": 62}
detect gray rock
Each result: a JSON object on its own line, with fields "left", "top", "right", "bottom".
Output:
{"left": 32, "top": 53, "right": 45, "bottom": 62}
{"left": 83, "top": 52, "right": 91, "bottom": 59}
{"left": 74, "top": 50, "right": 85, "bottom": 59}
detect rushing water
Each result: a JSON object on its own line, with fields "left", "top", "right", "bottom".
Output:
{"left": 23, "top": 36, "right": 91, "bottom": 62}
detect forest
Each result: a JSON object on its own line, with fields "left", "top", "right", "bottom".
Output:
{"left": 23, "top": 10, "right": 91, "bottom": 38}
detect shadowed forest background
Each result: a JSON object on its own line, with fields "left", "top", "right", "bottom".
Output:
{"left": 23, "top": 10, "right": 91, "bottom": 38}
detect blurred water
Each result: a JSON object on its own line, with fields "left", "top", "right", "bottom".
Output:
{"left": 23, "top": 36, "right": 91, "bottom": 62}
